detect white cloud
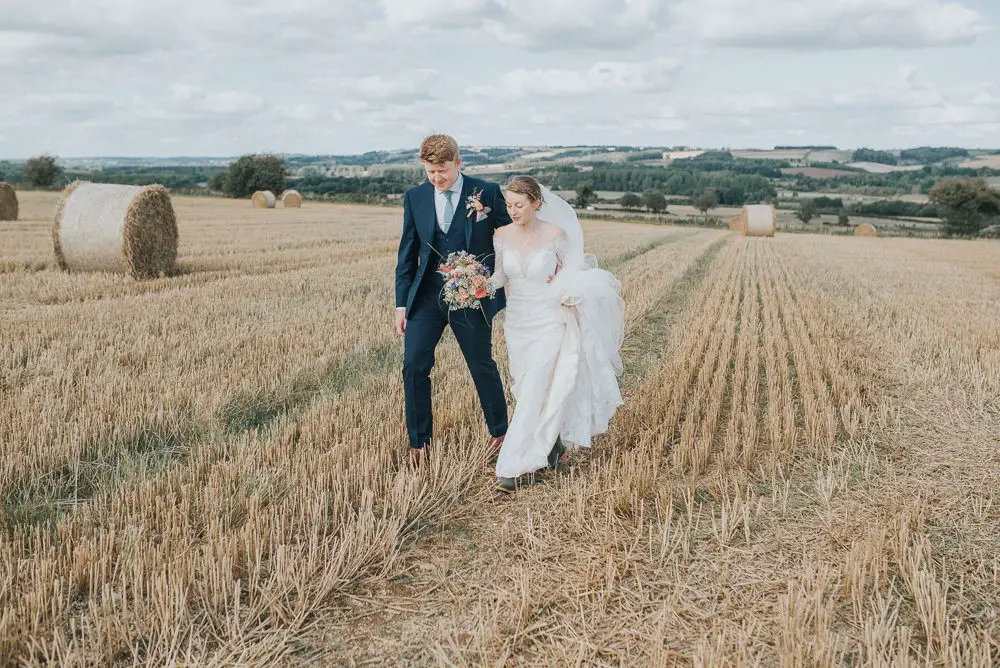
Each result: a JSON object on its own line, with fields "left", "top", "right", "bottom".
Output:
{"left": 375, "top": 0, "right": 495, "bottom": 27}
{"left": 160, "top": 86, "right": 266, "bottom": 116}
{"left": 0, "top": 93, "right": 109, "bottom": 123}
{"left": 673, "top": 65, "right": 1000, "bottom": 148}
{"left": 670, "top": 0, "right": 989, "bottom": 49}
{"left": 350, "top": 71, "right": 438, "bottom": 102}
{"left": 469, "top": 58, "right": 680, "bottom": 100}
{"left": 370, "top": 0, "right": 666, "bottom": 50}
{"left": 488, "top": 0, "right": 666, "bottom": 49}
{"left": 907, "top": 85, "right": 1000, "bottom": 127}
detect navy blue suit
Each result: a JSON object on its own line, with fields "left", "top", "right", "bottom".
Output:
{"left": 395, "top": 174, "right": 511, "bottom": 448}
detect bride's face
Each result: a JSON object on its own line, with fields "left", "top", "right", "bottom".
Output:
{"left": 504, "top": 191, "right": 538, "bottom": 226}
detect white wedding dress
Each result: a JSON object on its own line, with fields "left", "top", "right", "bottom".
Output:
{"left": 489, "top": 189, "right": 625, "bottom": 479}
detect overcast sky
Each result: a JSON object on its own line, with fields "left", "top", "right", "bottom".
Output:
{"left": 1, "top": 0, "right": 998, "bottom": 158}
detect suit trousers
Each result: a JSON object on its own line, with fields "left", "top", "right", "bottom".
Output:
{"left": 402, "top": 285, "right": 508, "bottom": 448}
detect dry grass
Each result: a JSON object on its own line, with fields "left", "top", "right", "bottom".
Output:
{"left": 1, "top": 193, "right": 998, "bottom": 665}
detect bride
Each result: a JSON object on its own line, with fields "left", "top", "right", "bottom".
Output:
{"left": 488, "top": 176, "right": 625, "bottom": 493}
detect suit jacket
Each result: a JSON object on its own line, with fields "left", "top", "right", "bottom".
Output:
{"left": 395, "top": 174, "right": 512, "bottom": 321}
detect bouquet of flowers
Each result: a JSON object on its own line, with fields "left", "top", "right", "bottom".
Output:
{"left": 438, "top": 251, "right": 496, "bottom": 311}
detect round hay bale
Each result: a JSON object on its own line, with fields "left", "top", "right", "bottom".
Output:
{"left": 281, "top": 189, "right": 302, "bottom": 208}
{"left": 53, "top": 181, "right": 178, "bottom": 279}
{"left": 743, "top": 204, "right": 776, "bottom": 237}
{"left": 0, "top": 182, "right": 18, "bottom": 221}
{"left": 252, "top": 190, "right": 276, "bottom": 208}
{"left": 728, "top": 214, "right": 743, "bottom": 232}
{"left": 853, "top": 223, "right": 878, "bottom": 237}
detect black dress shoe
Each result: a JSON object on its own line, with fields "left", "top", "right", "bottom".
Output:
{"left": 547, "top": 436, "right": 566, "bottom": 470}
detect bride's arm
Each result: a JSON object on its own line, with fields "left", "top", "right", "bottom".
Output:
{"left": 553, "top": 233, "right": 568, "bottom": 275}
{"left": 551, "top": 234, "right": 580, "bottom": 307}
{"left": 487, "top": 235, "right": 507, "bottom": 291}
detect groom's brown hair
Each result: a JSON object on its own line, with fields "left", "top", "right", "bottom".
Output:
{"left": 420, "top": 134, "right": 459, "bottom": 164}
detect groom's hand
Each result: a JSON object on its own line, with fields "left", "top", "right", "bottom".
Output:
{"left": 395, "top": 308, "right": 407, "bottom": 336}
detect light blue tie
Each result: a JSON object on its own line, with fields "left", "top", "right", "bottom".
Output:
{"left": 440, "top": 190, "right": 454, "bottom": 233}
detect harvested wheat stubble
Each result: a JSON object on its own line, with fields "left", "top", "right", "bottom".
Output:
{"left": 252, "top": 190, "right": 276, "bottom": 208}
{"left": 742, "top": 204, "right": 776, "bottom": 237}
{"left": 0, "top": 182, "right": 17, "bottom": 221}
{"left": 53, "top": 181, "right": 178, "bottom": 279}
{"left": 853, "top": 223, "right": 878, "bottom": 237}
{"left": 281, "top": 189, "right": 302, "bottom": 208}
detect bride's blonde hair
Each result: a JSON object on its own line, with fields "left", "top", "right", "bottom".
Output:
{"left": 505, "top": 175, "right": 544, "bottom": 208}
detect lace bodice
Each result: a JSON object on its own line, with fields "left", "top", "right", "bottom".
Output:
{"left": 489, "top": 234, "right": 569, "bottom": 291}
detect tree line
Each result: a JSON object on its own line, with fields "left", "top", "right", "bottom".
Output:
{"left": 539, "top": 165, "right": 777, "bottom": 206}
{"left": 849, "top": 147, "right": 973, "bottom": 167}
{"left": 1, "top": 155, "right": 65, "bottom": 187}
{"left": 806, "top": 196, "right": 940, "bottom": 218}
{"left": 793, "top": 180, "right": 999, "bottom": 236}
{"left": 1, "top": 155, "right": 225, "bottom": 191}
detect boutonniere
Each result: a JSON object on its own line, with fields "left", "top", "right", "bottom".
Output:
{"left": 466, "top": 188, "right": 491, "bottom": 220}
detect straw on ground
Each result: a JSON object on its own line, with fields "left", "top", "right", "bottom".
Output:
{"left": 1, "top": 191, "right": 997, "bottom": 665}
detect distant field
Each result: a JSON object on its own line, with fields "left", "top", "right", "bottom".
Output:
{"left": 780, "top": 191, "right": 931, "bottom": 205}
{"left": 796, "top": 214, "right": 941, "bottom": 235}
{"left": 732, "top": 149, "right": 860, "bottom": 165}
{"left": 960, "top": 154, "right": 1000, "bottom": 169}
{"left": 519, "top": 150, "right": 561, "bottom": 160}
{"left": 463, "top": 163, "right": 510, "bottom": 175}
{"left": 847, "top": 162, "right": 926, "bottom": 174}
{"left": 805, "top": 150, "right": 854, "bottom": 163}
{"left": 577, "top": 203, "right": 935, "bottom": 237}
{"left": 732, "top": 149, "right": 809, "bottom": 161}
{"left": 664, "top": 150, "right": 707, "bottom": 160}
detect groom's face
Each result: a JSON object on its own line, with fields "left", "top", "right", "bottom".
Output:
{"left": 423, "top": 158, "right": 462, "bottom": 192}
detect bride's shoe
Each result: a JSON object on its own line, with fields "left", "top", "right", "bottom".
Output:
{"left": 547, "top": 437, "right": 566, "bottom": 470}
{"left": 495, "top": 477, "right": 517, "bottom": 494}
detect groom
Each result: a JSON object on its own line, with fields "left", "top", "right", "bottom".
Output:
{"left": 394, "top": 134, "right": 511, "bottom": 466}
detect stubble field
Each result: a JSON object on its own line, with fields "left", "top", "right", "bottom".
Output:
{"left": 1, "top": 191, "right": 998, "bottom": 665}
